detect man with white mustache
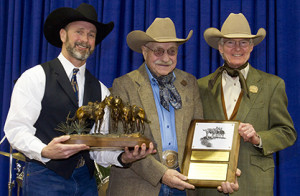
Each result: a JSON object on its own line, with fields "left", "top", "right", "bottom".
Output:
{"left": 197, "top": 13, "right": 296, "bottom": 196}
{"left": 107, "top": 17, "right": 240, "bottom": 196}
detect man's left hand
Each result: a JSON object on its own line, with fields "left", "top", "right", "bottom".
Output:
{"left": 217, "top": 169, "right": 241, "bottom": 194}
{"left": 238, "top": 123, "right": 260, "bottom": 145}
{"left": 121, "top": 142, "right": 156, "bottom": 164}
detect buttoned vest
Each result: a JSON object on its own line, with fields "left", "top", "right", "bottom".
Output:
{"left": 32, "top": 58, "right": 101, "bottom": 179}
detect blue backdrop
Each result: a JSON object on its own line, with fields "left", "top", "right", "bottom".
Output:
{"left": 0, "top": 0, "right": 299, "bottom": 195}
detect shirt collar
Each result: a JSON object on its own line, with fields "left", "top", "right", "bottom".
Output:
{"left": 58, "top": 53, "right": 86, "bottom": 80}
{"left": 145, "top": 64, "right": 176, "bottom": 85}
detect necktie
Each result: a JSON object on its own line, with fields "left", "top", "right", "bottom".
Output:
{"left": 71, "top": 68, "right": 79, "bottom": 103}
{"left": 208, "top": 61, "right": 249, "bottom": 98}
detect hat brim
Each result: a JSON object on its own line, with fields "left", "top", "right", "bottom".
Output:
{"left": 204, "top": 27, "right": 266, "bottom": 49}
{"left": 127, "top": 30, "right": 193, "bottom": 53}
{"left": 44, "top": 7, "right": 114, "bottom": 48}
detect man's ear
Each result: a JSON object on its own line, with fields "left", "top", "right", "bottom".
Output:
{"left": 60, "top": 28, "right": 67, "bottom": 43}
{"left": 218, "top": 44, "right": 224, "bottom": 54}
{"left": 249, "top": 44, "right": 254, "bottom": 53}
{"left": 141, "top": 46, "right": 147, "bottom": 61}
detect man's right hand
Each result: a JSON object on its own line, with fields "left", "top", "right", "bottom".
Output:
{"left": 161, "top": 169, "right": 195, "bottom": 190}
{"left": 41, "top": 135, "right": 89, "bottom": 159}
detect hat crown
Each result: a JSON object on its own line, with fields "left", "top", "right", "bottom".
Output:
{"left": 43, "top": 3, "right": 114, "bottom": 48}
{"left": 76, "top": 3, "right": 98, "bottom": 21}
{"left": 126, "top": 17, "right": 192, "bottom": 53}
{"left": 203, "top": 13, "right": 266, "bottom": 49}
{"left": 146, "top": 18, "right": 177, "bottom": 39}
{"left": 221, "top": 13, "right": 252, "bottom": 35}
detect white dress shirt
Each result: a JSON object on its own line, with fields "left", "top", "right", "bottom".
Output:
{"left": 4, "top": 53, "right": 122, "bottom": 167}
{"left": 222, "top": 64, "right": 249, "bottom": 118}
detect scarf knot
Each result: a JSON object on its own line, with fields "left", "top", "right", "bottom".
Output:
{"left": 152, "top": 71, "right": 182, "bottom": 111}
{"left": 208, "top": 61, "right": 249, "bottom": 98}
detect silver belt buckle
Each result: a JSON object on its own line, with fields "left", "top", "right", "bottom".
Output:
{"left": 162, "top": 150, "right": 178, "bottom": 169}
{"left": 76, "top": 156, "right": 85, "bottom": 168}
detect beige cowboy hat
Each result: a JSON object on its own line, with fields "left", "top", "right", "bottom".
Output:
{"left": 127, "top": 17, "right": 193, "bottom": 53}
{"left": 204, "top": 13, "right": 266, "bottom": 49}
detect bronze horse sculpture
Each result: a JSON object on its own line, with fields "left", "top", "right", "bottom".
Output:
{"left": 131, "top": 105, "right": 150, "bottom": 135}
{"left": 66, "top": 95, "right": 150, "bottom": 135}
{"left": 67, "top": 100, "right": 107, "bottom": 134}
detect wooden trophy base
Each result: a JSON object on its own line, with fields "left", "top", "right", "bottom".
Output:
{"left": 63, "top": 133, "right": 152, "bottom": 149}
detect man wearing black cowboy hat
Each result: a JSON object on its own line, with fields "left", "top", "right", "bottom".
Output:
{"left": 197, "top": 13, "right": 296, "bottom": 196}
{"left": 4, "top": 3, "right": 154, "bottom": 195}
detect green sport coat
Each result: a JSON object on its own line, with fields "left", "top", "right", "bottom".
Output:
{"left": 195, "top": 65, "right": 296, "bottom": 196}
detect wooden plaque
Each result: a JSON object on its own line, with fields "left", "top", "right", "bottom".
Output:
{"left": 182, "top": 120, "right": 240, "bottom": 187}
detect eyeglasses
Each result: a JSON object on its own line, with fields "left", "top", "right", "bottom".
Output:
{"left": 144, "top": 45, "right": 178, "bottom": 57}
{"left": 223, "top": 39, "right": 251, "bottom": 48}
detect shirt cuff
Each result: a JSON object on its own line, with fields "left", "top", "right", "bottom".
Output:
{"left": 90, "top": 150, "right": 123, "bottom": 167}
{"left": 28, "top": 140, "right": 50, "bottom": 163}
{"left": 117, "top": 152, "right": 132, "bottom": 168}
{"left": 253, "top": 135, "right": 263, "bottom": 148}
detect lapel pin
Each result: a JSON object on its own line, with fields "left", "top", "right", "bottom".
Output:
{"left": 181, "top": 80, "right": 187, "bottom": 86}
{"left": 249, "top": 85, "right": 258, "bottom": 93}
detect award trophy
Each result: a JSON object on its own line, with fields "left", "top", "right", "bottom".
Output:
{"left": 57, "top": 95, "right": 152, "bottom": 149}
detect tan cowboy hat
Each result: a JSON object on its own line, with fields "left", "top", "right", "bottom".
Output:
{"left": 127, "top": 17, "right": 193, "bottom": 53}
{"left": 44, "top": 3, "right": 114, "bottom": 48}
{"left": 204, "top": 13, "right": 266, "bottom": 49}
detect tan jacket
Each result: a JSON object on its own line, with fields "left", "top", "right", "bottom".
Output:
{"left": 195, "top": 65, "right": 296, "bottom": 196}
{"left": 106, "top": 64, "right": 203, "bottom": 196}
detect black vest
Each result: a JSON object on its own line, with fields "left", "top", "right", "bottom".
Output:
{"left": 32, "top": 58, "right": 101, "bottom": 179}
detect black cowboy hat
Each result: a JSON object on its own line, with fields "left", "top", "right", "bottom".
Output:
{"left": 44, "top": 3, "right": 114, "bottom": 48}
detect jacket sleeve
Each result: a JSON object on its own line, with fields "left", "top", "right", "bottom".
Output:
{"left": 111, "top": 76, "right": 168, "bottom": 186}
{"left": 258, "top": 79, "right": 297, "bottom": 155}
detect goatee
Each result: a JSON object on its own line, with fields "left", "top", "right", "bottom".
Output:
{"left": 66, "top": 40, "right": 94, "bottom": 61}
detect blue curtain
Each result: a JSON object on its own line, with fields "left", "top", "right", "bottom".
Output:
{"left": 1, "top": 0, "right": 299, "bottom": 195}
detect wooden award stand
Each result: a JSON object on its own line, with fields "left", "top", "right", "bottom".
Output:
{"left": 63, "top": 133, "right": 152, "bottom": 149}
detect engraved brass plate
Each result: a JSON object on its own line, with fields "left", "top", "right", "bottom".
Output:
{"left": 188, "top": 163, "right": 228, "bottom": 181}
{"left": 191, "top": 151, "right": 230, "bottom": 162}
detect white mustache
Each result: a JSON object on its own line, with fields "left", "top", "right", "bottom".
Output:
{"left": 154, "top": 60, "right": 173, "bottom": 65}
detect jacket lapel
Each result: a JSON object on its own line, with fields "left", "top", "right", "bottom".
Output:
{"left": 174, "top": 72, "right": 185, "bottom": 145}
{"left": 134, "top": 65, "right": 163, "bottom": 157}
{"left": 236, "top": 65, "right": 262, "bottom": 121}
{"left": 173, "top": 70, "right": 190, "bottom": 162}
{"left": 207, "top": 76, "right": 226, "bottom": 120}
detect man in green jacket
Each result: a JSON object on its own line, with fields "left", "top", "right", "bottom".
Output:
{"left": 197, "top": 13, "right": 296, "bottom": 196}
